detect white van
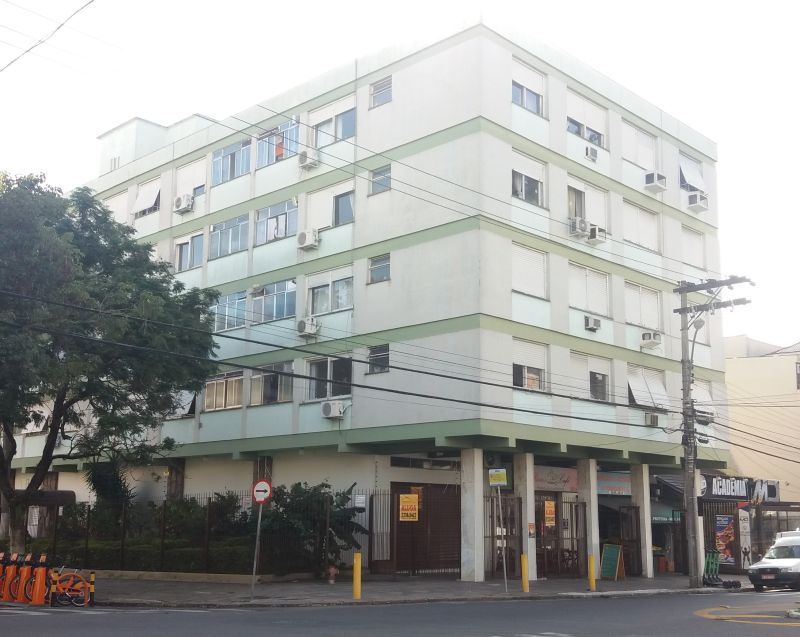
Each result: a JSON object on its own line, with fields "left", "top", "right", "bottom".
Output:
{"left": 748, "top": 530, "right": 800, "bottom": 592}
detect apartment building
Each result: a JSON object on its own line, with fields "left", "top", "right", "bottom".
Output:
{"left": 12, "top": 24, "right": 728, "bottom": 581}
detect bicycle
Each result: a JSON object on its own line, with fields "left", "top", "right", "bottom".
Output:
{"left": 24, "top": 560, "right": 89, "bottom": 607}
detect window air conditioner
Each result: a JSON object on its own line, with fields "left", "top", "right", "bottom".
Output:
{"left": 297, "top": 228, "right": 319, "bottom": 249}
{"left": 694, "top": 405, "right": 715, "bottom": 425}
{"left": 321, "top": 400, "right": 345, "bottom": 419}
{"left": 586, "top": 225, "right": 607, "bottom": 245}
{"left": 640, "top": 332, "right": 662, "bottom": 349}
{"left": 569, "top": 216, "right": 590, "bottom": 237}
{"left": 584, "top": 315, "right": 601, "bottom": 332}
{"left": 687, "top": 192, "right": 709, "bottom": 212}
{"left": 644, "top": 413, "right": 659, "bottom": 427}
{"left": 585, "top": 146, "right": 598, "bottom": 162}
{"left": 298, "top": 149, "right": 319, "bottom": 169}
{"left": 644, "top": 172, "right": 667, "bottom": 193}
{"left": 173, "top": 194, "right": 194, "bottom": 213}
{"left": 296, "top": 316, "right": 320, "bottom": 337}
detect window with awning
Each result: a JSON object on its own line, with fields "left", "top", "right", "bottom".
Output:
{"left": 133, "top": 179, "right": 161, "bottom": 218}
{"left": 692, "top": 381, "right": 717, "bottom": 421}
{"left": 679, "top": 154, "right": 706, "bottom": 192}
{"left": 628, "top": 365, "right": 670, "bottom": 409}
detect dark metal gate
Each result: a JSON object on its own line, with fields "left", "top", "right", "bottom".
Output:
{"left": 535, "top": 495, "right": 587, "bottom": 578}
{"left": 368, "top": 484, "right": 460, "bottom": 575}
{"left": 483, "top": 494, "right": 522, "bottom": 577}
{"left": 619, "top": 505, "right": 642, "bottom": 576}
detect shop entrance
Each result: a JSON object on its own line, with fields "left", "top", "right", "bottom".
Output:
{"left": 483, "top": 493, "right": 522, "bottom": 578}
{"left": 535, "top": 493, "right": 587, "bottom": 577}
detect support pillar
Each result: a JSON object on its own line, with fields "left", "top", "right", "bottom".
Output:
{"left": 513, "top": 452, "right": 537, "bottom": 582}
{"left": 631, "top": 464, "right": 654, "bottom": 578}
{"left": 460, "top": 448, "right": 485, "bottom": 582}
{"left": 577, "top": 459, "right": 599, "bottom": 577}
{"left": 695, "top": 469, "right": 706, "bottom": 579}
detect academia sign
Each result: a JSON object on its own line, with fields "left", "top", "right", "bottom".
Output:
{"left": 700, "top": 475, "right": 781, "bottom": 503}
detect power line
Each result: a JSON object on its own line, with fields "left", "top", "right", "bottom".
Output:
{"left": 0, "top": 0, "right": 117, "bottom": 49}
{"left": 0, "top": 0, "right": 95, "bottom": 75}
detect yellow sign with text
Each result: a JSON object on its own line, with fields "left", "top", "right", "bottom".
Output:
{"left": 399, "top": 494, "right": 419, "bottom": 522}
{"left": 488, "top": 468, "right": 508, "bottom": 487}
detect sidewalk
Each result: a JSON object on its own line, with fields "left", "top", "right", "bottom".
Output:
{"left": 92, "top": 573, "right": 752, "bottom": 608}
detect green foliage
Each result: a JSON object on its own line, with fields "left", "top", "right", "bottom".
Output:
{"left": 0, "top": 175, "right": 219, "bottom": 520}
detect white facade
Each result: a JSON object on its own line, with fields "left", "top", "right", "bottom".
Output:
{"left": 14, "top": 24, "right": 728, "bottom": 580}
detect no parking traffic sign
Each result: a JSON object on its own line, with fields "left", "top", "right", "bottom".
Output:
{"left": 252, "top": 479, "right": 273, "bottom": 504}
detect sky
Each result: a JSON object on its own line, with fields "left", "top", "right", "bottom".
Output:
{"left": 0, "top": 0, "right": 794, "bottom": 346}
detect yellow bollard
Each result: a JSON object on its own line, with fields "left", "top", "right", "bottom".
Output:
{"left": 588, "top": 554, "right": 596, "bottom": 592}
{"left": 352, "top": 552, "right": 362, "bottom": 600}
{"left": 520, "top": 553, "right": 529, "bottom": 593}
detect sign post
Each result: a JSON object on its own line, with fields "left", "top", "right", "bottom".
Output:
{"left": 250, "top": 479, "right": 273, "bottom": 600}
{"left": 488, "top": 468, "right": 509, "bottom": 593}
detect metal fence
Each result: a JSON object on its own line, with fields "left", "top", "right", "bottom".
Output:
{"left": 3, "top": 488, "right": 371, "bottom": 576}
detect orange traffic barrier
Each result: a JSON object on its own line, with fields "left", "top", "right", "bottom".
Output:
{"left": 2, "top": 553, "right": 19, "bottom": 602}
{"left": 14, "top": 553, "right": 33, "bottom": 603}
{"left": 30, "top": 556, "right": 49, "bottom": 607}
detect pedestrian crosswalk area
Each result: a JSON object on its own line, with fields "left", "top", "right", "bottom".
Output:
{"left": 490, "top": 633, "right": 577, "bottom": 637}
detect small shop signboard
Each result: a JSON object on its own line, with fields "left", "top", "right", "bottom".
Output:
{"left": 544, "top": 500, "right": 556, "bottom": 528}
{"left": 488, "top": 468, "right": 508, "bottom": 487}
{"left": 399, "top": 494, "right": 419, "bottom": 522}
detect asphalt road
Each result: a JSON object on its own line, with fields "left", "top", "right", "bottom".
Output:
{"left": 1, "top": 590, "right": 799, "bottom": 636}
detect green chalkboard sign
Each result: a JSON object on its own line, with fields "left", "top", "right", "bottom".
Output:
{"left": 600, "top": 543, "right": 622, "bottom": 580}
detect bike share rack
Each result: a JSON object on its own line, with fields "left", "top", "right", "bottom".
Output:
{"left": 0, "top": 551, "right": 95, "bottom": 607}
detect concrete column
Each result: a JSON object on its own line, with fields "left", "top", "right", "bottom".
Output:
{"left": 460, "top": 448, "right": 485, "bottom": 582}
{"left": 631, "top": 464, "right": 654, "bottom": 578}
{"left": 577, "top": 458, "right": 600, "bottom": 577}
{"left": 513, "top": 452, "right": 537, "bottom": 581}
{"left": 695, "top": 469, "right": 706, "bottom": 579}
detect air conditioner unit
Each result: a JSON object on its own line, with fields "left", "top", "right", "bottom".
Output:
{"left": 296, "top": 316, "right": 320, "bottom": 337}
{"left": 321, "top": 400, "right": 345, "bottom": 419}
{"left": 586, "top": 225, "right": 607, "bottom": 245}
{"left": 584, "top": 315, "right": 601, "bottom": 332}
{"left": 173, "top": 194, "right": 194, "bottom": 213}
{"left": 298, "top": 148, "right": 319, "bottom": 169}
{"left": 694, "top": 405, "right": 715, "bottom": 425}
{"left": 585, "top": 146, "right": 598, "bottom": 162}
{"left": 569, "top": 216, "right": 590, "bottom": 237}
{"left": 687, "top": 192, "right": 709, "bottom": 212}
{"left": 640, "top": 332, "right": 662, "bottom": 349}
{"left": 644, "top": 413, "right": 659, "bottom": 427}
{"left": 297, "top": 228, "right": 319, "bottom": 249}
{"left": 644, "top": 172, "right": 667, "bottom": 193}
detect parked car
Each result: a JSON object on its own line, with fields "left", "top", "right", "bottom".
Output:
{"left": 748, "top": 530, "right": 800, "bottom": 592}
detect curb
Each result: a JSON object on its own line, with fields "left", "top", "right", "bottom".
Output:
{"left": 94, "top": 587, "right": 724, "bottom": 609}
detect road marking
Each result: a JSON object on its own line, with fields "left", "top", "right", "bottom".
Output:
{"left": 0, "top": 609, "right": 51, "bottom": 615}
{"left": 696, "top": 604, "right": 800, "bottom": 627}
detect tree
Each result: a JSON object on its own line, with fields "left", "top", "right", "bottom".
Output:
{"left": 0, "top": 175, "right": 219, "bottom": 552}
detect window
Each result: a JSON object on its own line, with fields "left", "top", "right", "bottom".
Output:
{"left": 133, "top": 179, "right": 161, "bottom": 218}
{"left": 212, "top": 291, "right": 246, "bottom": 331}
{"left": 177, "top": 160, "right": 206, "bottom": 199}
{"left": 567, "top": 178, "right": 607, "bottom": 227}
{"left": 204, "top": 372, "right": 243, "bottom": 410}
{"left": 512, "top": 339, "right": 547, "bottom": 391}
{"left": 512, "top": 170, "right": 542, "bottom": 206}
{"left": 251, "top": 362, "right": 293, "bottom": 405}
{"left": 679, "top": 154, "right": 706, "bottom": 192}
{"left": 314, "top": 108, "right": 356, "bottom": 148}
{"left": 212, "top": 140, "right": 251, "bottom": 185}
{"left": 110, "top": 156, "right": 120, "bottom": 171}
{"left": 692, "top": 379, "right": 717, "bottom": 421}
{"left": 308, "top": 357, "right": 352, "bottom": 399}
{"left": 209, "top": 214, "right": 249, "bottom": 259}
{"left": 368, "top": 344, "right": 389, "bottom": 373}
{"left": 570, "top": 353, "right": 611, "bottom": 401}
{"left": 256, "top": 199, "right": 297, "bottom": 245}
{"left": 308, "top": 268, "right": 354, "bottom": 315}
{"left": 370, "top": 76, "right": 392, "bottom": 107}
{"left": 569, "top": 264, "right": 609, "bottom": 315}
{"left": 566, "top": 91, "right": 606, "bottom": 147}
{"left": 334, "top": 191, "right": 354, "bottom": 226}
{"left": 796, "top": 362, "right": 800, "bottom": 390}
{"left": 622, "top": 202, "right": 658, "bottom": 252}
{"left": 624, "top": 282, "right": 660, "bottom": 329}
{"left": 511, "top": 244, "right": 546, "bottom": 298}
{"left": 681, "top": 226, "right": 705, "bottom": 268}
{"left": 370, "top": 165, "right": 391, "bottom": 194}
{"left": 256, "top": 119, "right": 299, "bottom": 168}
{"left": 193, "top": 184, "right": 206, "bottom": 197}
{"left": 176, "top": 234, "right": 203, "bottom": 272}
{"left": 621, "top": 121, "right": 655, "bottom": 171}
{"left": 511, "top": 81, "right": 542, "bottom": 115}
{"left": 568, "top": 186, "right": 585, "bottom": 219}
{"left": 627, "top": 365, "right": 669, "bottom": 409}
{"left": 252, "top": 279, "right": 296, "bottom": 323}
{"left": 368, "top": 254, "right": 390, "bottom": 284}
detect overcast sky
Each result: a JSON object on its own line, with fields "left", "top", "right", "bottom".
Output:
{"left": 0, "top": 0, "right": 793, "bottom": 346}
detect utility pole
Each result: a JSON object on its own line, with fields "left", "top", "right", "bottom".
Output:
{"left": 673, "top": 276, "right": 751, "bottom": 588}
